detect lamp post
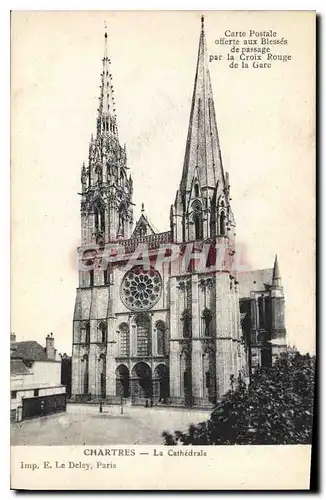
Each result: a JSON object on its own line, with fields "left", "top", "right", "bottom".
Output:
{"left": 98, "top": 357, "right": 103, "bottom": 412}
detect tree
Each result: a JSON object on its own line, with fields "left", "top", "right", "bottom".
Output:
{"left": 60, "top": 353, "right": 72, "bottom": 398}
{"left": 162, "top": 351, "right": 315, "bottom": 445}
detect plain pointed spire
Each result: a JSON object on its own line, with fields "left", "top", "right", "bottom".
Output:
{"left": 180, "top": 15, "right": 225, "bottom": 193}
{"left": 272, "top": 254, "right": 282, "bottom": 287}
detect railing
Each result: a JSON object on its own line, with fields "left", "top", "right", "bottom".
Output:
{"left": 118, "top": 231, "right": 172, "bottom": 253}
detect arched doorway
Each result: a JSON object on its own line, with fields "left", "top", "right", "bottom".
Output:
{"left": 131, "top": 362, "right": 152, "bottom": 404}
{"left": 154, "top": 364, "right": 169, "bottom": 403}
{"left": 155, "top": 320, "right": 166, "bottom": 356}
{"left": 115, "top": 364, "right": 130, "bottom": 398}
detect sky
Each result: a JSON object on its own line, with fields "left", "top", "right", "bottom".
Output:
{"left": 11, "top": 11, "right": 315, "bottom": 355}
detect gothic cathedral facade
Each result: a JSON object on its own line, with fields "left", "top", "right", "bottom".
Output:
{"left": 71, "top": 17, "right": 287, "bottom": 407}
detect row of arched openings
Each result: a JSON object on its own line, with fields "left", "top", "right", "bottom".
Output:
{"left": 181, "top": 309, "right": 213, "bottom": 338}
{"left": 101, "top": 118, "right": 117, "bottom": 135}
{"left": 80, "top": 353, "right": 107, "bottom": 398}
{"left": 179, "top": 348, "right": 216, "bottom": 404}
{"left": 117, "top": 317, "right": 166, "bottom": 357}
{"left": 81, "top": 310, "right": 212, "bottom": 345}
{"left": 191, "top": 197, "right": 227, "bottom": 238}
{"left": 81, "top": 321, "right": 107, "bottom": 344}
{"left": 116, "top": 362, "right": 169, "bottom": 402}
{"left": 80, "top": 352, "right": 215, "bottom": 403}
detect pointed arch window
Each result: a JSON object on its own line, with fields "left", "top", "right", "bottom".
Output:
{"left": 182, "top": 310, "right": 192, "bottom": 339}
{"left": 180, "top": 349, "right": 192, "bottom": 399}
{"left": 258, "top": 296, "right": 265, "bottom": 329}
{"left": 97, "top": 166, "right": 103, "bottom": 185}
{"left": 220, "top": 211, "right": 226, "bottom": 236}
{"left": 202, "top": 349, "right": 216, "bottom": 403}
{"left": 120, "top": 170, "right": 125, "bottom": 187}
{"left": 100, "top": 208, "right": 105, "bottom": 232}
{"left": 85, "top": 322, "right": 90, "bottom": 344}
{"left": 104, "top": 266, "right": 112, "bottom": 285}
{"left": 202, "top": 308, "right": 213, "bottom": 337}
{"left": 193, "top": 213, "right": 203, "bottom": 240}
{"left": 118, "top": 204, "right": 127, "bottom": 238}
{"left": 194, "top": 183, "right": 199, "bottom": 198}
{"left": 192, "top": 200, "right": 203, "bottom": 240}
{"left": 98, "top": 321, "right": 107, "bottom": 343}
{"left": 264, "top": 297, "right": 272, "bottom": 331}
{"left": 119, "top": 217, "right": 125, "bottom": 237}
{"left": 135, "top": 313, "right": 151, "bottom": 356}
{"left": 94, "top": 200, "right": 105, "bottom": 233}
{"left": 156, "top": 321, "right": 166, "bottom": 356}
{"left": 82, "top": 354, "right": 89, "bottom": 395}
{"left": 95, "top": 209, "right": 99, "bottom": 232}
{"left": 118, "top": 323, "right": 129, "bottom": 357}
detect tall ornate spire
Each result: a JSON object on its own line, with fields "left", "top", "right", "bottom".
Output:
{"left": 180, "top": 14, "right": 225, "bottom": 193}
{"left": 80, "top": 24, "right": 134, "bottom": 244}
{"left": 97, "top": 28, "right": 118, "bottom": 137}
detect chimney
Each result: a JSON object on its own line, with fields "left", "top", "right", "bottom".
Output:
{"left": 45, "top": 333, "right": 55, "bottom": 360}
{"left": 10, "top": 332, "right": 17, "bottom": 357}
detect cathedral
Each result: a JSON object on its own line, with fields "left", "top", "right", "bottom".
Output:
{"left": 71, "top": 17, "right": 287, "bottom": 408}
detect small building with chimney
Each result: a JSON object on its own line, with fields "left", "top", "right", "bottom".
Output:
{"left": 10, "top": 333, "right": 67, "bottom": 422}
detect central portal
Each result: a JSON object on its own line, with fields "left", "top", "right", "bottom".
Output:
{"left": 131, "top": 362, "right": 152, "bottom": 404}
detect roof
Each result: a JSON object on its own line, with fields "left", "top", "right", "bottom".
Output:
{"left": 131, "top": 212, "right": 158, "bottom": 238}
{"left": 11, "top": 341, "right": 48, "bottom": 361}
{"left": 12, "top": 383, "right": 66, "bottom": 392}
{"left": 11, "top": 359, "right": 31, "bottom": 376}
{"left": 237, "top": 268, "right": 273, "bottom": 299}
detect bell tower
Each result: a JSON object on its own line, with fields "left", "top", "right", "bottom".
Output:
{"left": 170, "top": 16, "right": 236, "bottom": 245}
{"left": 80, "top": 30, "right": 133, "bottom": 246}
{"left": 168, "top": 16, "right": 246, "bottom": 408}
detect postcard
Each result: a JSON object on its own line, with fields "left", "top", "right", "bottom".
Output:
{"left": 10, "top": 10, "right": 315, "bottom": 490}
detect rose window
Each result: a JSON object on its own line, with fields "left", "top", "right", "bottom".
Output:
{"left": 121, "top": 266, "right": 162, "bottom": 311}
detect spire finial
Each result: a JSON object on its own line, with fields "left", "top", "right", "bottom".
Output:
{"left": 141, "top": 202, "right": 145, "bottom": 213}
{"left": 201, "top": 15, "right": 204, "bottom": 31}
{"left": 97, "top": 20, "right": 119, "bottom": 138}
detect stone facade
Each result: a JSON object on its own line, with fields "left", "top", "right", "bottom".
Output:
{"left": 71, "top": 17, "right": 287, "bottom": 408}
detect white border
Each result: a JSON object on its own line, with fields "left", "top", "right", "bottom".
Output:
{"left": 3, "top": 1, "right": 323, "bottom": 498}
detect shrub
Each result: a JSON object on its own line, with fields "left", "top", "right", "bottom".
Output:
{"left": 162, "top": 351, "right": 315, "bottom": 445}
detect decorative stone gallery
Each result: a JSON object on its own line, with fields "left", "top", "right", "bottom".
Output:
{"left": 71, "top": 17, "right": 287, "bottom": 408}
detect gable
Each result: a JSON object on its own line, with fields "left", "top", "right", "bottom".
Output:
{"left": 131, "top": 214, "right": 157, "bottom": 239}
